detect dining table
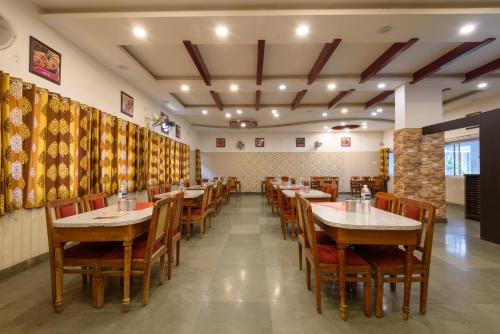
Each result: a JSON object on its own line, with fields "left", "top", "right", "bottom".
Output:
{"left": 52, "top": 203, "right": 154, "bottom": 312}
{"left": 311, "top": 201, "right": 422, "bottom": 321}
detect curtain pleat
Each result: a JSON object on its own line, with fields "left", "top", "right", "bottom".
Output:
{"left": 89, "top": 108, "right": 100, "bottom": 194}
{"left": 99, "top": 113, "right": 117, "bottom": 196}
{"left": 78, "top": 105, "right": 91, "bottom": 197}
{"left": 117, "top": 118, "right": 128, "bottom": 190}
{"left": 195, "top": 149, "right": 201, "bottom": 185}
{"left": 68, "top": 100, "right": 80, "bottom": 198}
{"left": 379, "top": 148, "right": 390, "bottom": 180}
{"left": 147, "top": 131, "right": 159, "bottom": 186}
{"left": 127, "top": 123, "right": 137, "bottom": 192}
{"left": 165, "top": 137, "right": 171, "bottom": 184}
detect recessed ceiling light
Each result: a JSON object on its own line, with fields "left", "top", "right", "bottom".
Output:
{"left": 324, "top": 126, "right": 329, "bottom": 130}
{"left": 362, "top": 121, "right": 367, "bottom": 126}
{"left": 340, "top": 122, "right": 346, "bottom": 126}
{"left": 322, "top": 112, "right": 328, "bottom": 117}
{"left": 371, "top": 112, "right": 377, "bottom": 116}
{"left": 341, "top": 108, "right": 348, "bottom": 114}
{"left": 327, "top": 129, "right": 332, "bottom": 133}
{"left": 477, "top": 82, "right": 488, "bottom": 89}
{"left": 279, "top": 84, "right": 287, "bottom": 91}
{"left": 215, "top": 25, "right": 229, "bottom": 38}
{"left": 327, "top": 83, "right": 336, "bottom": 91}
{"left": 133, "top": 26, "right": 147, "bottom": 39}
{"left": 180, "top": 84, "right": 190, "bottom": 92}
{"left": 273, "top": 113, "right": 279, "bottom": 118}
{"left": 377, "top": 108, "right": 383, "bottom": 113}
{"left": 236, "top": 109, "right": 243, "bottom": 114}
{"left": 362, "top": 125, "right": 368, "bottom": 129}
{"left": 201, "top": 110, "right": 208, "bottom": 115}
{"left": 241, "top": 123, "right": 246, "bottom": 128}
{"left": 296, "top": 25, "right": 310, "bottom": 37}
{"left": 230, "top": 84, "right": 239, "bottom": 92}
{"left": 377, "top": 83, "right": 386, "bottom": 89}
{"left": 225, "top": 113, "right": 231, "bottom": 118}
{"left": 459, "top": 24, "right": 475, "bottom": 35}
{"left": 271, "top": 109, "right": 278, "bottom": 114}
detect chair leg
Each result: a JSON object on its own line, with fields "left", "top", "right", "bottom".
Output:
{"left": 81, "top": 270, "right": 88, "bottom": 288}
{"left": 200, "top": 219, "right": 205, "bottom": 239}
{"left": 314, "top": 269, "right": 322, "bottom": 314}
{"left": 271, "top": 203, "right": 275, "bottom": 216}
{"left": 298, "top": 242, "right": 303, "bottom": 271}
{"left": 390, "top": 274, "right": 396, "bottom": 291}
{"left": 159, "top": 254, "right": 166, "bottom": 285}
{"left": 142, "top": 266, "right": 152, "bottom": 306}
{"left": 375, "top": 270, "right": 384, "bottom": 318}
{"left": 93, "top": 265, "right": 104, "bottom": 309}
{"left": 290, "top": 221, "right": 296, "bottom": 240}
{"left": 363, "top": 274, "right": 372, "bottom": 317}
{"left": 280, "top": 218, "right": 286, "bottom": 240}
{"left": 420, "top": 273, "right": 429, "bottom": 314}
{"left": 306, "top": 260, "right": 311, "bottom": 291}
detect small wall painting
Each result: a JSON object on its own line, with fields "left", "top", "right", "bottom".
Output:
{"left": 216, "top": 138, "right": 225, "bottom": 148}
{"left": 120, "top": 91, "right": 134, "bottom": 117}
{"left": 175, "top": 124, "right": 181, "bottom": 138}
{"left": 296, "top": 137, "right": 305, "bottom": 147}
{"left": 255, "top": 138, "right": 265, "bottom": 147}
{"left": 29, "top": 36, "right": 62, "bottom": 85}
{"left": 341, "top": 137, "right": 351, "bottom": 147}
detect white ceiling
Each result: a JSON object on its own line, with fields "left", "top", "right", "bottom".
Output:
{"left": 34, "top": 0, "right": 500, "bottom": 132}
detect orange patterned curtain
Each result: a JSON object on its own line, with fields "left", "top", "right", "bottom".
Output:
{"left": 135, "top": 127, "right": 148, "bottom": 190}
{"left": 99, "top": 112, "right": 117, "bottom": 196}
{"left": 164, "top": 137, "right": 171, "bottom": 184}
{"left": 195, "top": 149, "right": 201, "bottom": 184}
{"left": 44, "top": 93, "right": 61, "bottom": 202}
{"left": 117, "top": 118, "right": 129, "bottom": 190}
{"left": 89, "top": 108, "right": 101, "bottom": 194}
{"left": 183, "top": 144, "right": 190, "bottom": 182}
{"left": 68, "top": 100, "right": 80, "bottom": 198}
{"left": 77, "top": 105, "right": 92, "bottom": 197}
{"left": 147, "top": 131, "right": 159, "bottom": 185}
{"left": 126, "top": 123, "right": 137, "bottom": 192}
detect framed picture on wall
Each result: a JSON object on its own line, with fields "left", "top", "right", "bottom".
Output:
{"left": 176, "top": 124, "right": 181, "bottom": 138}
{"left": 120, "top": 91, "right": 134, "bottom": 117}
{"left": 341, "top": 137, "right": 351, "bottom": 147}
{"left": 29, "top": 36, "right": 62, "bottom": 85}
{"left": 216, "top": 138, "right": 225, "bottom": 147}
{"left": 296, "top": 137, "right": 305, "bottom": 147}
{"left": 255, "top": 138, "right": 265, "bottom": 147}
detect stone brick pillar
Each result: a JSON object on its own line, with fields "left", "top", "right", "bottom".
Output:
{"left": 394, "top": 128, "right": 446, "bottom": 220}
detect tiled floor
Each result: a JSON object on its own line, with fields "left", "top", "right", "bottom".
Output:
{"left": 1, "top": 194, "right": 500, "bottom": 333}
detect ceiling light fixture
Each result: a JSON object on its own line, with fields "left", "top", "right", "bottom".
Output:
{"left": 477, "top": 82, "right": 488, "bottom": 89}
{"left": 133, "top": 26, "right": 147, "bottom": 39}
{"left": 377, "top": 108, "right": 383, "bottom": 113}
{"left": 324, "top": 126, "right": 329, "bottom": 130}
{"left": 236, "top": 109, "right": 243, "bottom": 114}
{"left": 327, "top": 83, "right": 336, "bottom": 91}
{"left": 180, "top": 84, "right": 190, "bottom": 92}
{"left": 215, "top": 25, "right": 229, "bottom": 38}
{"left": 273, "top": 113, "right": 279, "bottom": 118}
{"left": 341, "top": 108, "right": 348, "bottom": 114}
{"left": 230, "top": 84, "right": 239, "bottom": 92}
{"left": 322, "top": 112, "right": 328, "bottom": 117}
{"left": 296, "top": 25, "right": 310, "bottom": 37}
{"left": 371, "top": 112, "right": 377, "bottom": 116}
{"left": 362, "top": 122, "right": 367, "bottom": 126}
{"left": 279, "top": 84, "right": 287, "bottom": 91}
{"left": 225, "top": 113, "right": 231, "bottom": 118}
{"left": 271, "top": 109, "right": 278, "bottom": 114}
{"left": 377, "top": 83, "right": 386, "bottom": 89}
{"left": 362, "top": 125, "right": 368, "bottom": 129}
{"left": 459, "top": 24, "right": 475, "bottom": 35}
{"left": 241, "top": 123, "right": 246, "bottom": 128}
{"left": 340, "top": 122, "right": 346, "bottom": 126}
{"left": 201, "top": 110, "right": 208, "bottom": 115}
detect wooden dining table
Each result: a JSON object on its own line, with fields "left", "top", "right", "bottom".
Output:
{"left": 311, "top": 202, "right": 422, "bottom": 320}
{"left": 52, "top": 204, "right": 154, "bottom": 312}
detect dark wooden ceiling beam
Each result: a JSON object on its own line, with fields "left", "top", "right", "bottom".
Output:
{"left": 327, "top": 89, "right": 355, "bottom": 109}
{"left": 257, "top": 40, "right": 265, "bottom": 85}
{"left": 307, "top": 39, "right": 342, "bottom": 85}
{"left": 462, "top": 57, "right": 500, "bottom": 83}
{"left": 255, "top": 90, "right": 261, "bottom": 110}
{"left": 209, "top": 90, "right": 223, "bottom": 110}
{"left": 364, "top": 90, "right": 395, "bottom": 109}
{"left": 411, "top": 38, "right": 495, "bottom": 84}
{"left": 183, "top": 40, "right": 211, "bottom": 86}
{"left": 359, "top": 38, "right": 418, "bottom": 83}
{"left": 291, "top": 90, "right": 308, "bottom": 110}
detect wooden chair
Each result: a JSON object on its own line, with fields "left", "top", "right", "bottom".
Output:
{"left": 350, "top": 180, "right": 362, "bottom": 197}
{"left": 295, "top": 193, "right": 335, "bottom": 271}
{"left": 299, "top": 196, "right": 372, "bottom": 316}
{"left": 374, "top": 192, "right": 398, "bottom": 213}
{"left": 147, "top": 185, "right": 162, "bottom": 202}
{"left": 204, "top": 185, "right": 216, "bottom": 228}
{"left": 45, "top": 198, "right": 114, "bottom": 308}
{"left": 228, "top": 176, "right": 240, "bottom": 195}
{"left": 181, "top": 185, "right": 212, "bottom": 239}
{"left": 97, "top": 197, "right": 173, "bottom": 306}
{"left": 213, "top": 181, "right": 224, "bottom": 215}
{"left": 277, "top": 187, "right": 296, "bottom": 240}
{"left": 371, "top": 177, "right": 384, "bottom": 194}
{"left": 351, "top": 176, "right": 361, "bottom": 181}
{"left": 160, "top": 184, "right": 171, "bottom": 193}
{"left": 358, "top": 198, "right": 436, "bottom": 317}
{"left": 266, "top": 181, "right": 279, "bottom": 216}
{"left": 221, "top": 182, "right": 230, "bottom": 205}
{"left": 167, "top": 192, "right": 184, "bottom": 280}
{"left": 361, "top": 176, "right": 372, "bottom": 183}
{"left": 320, "top": 185, "right": 338, "bottom": 202}
{"left": 281, "top": 176, "right": 289, "bottom": 183}
{"left": 82, "top": 193, "right": 108, "bottom": 212}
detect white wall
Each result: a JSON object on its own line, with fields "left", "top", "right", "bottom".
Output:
{"left": 0, "top": 0, "right": 199, "bottom": 271}
{"left": 199, "top": 131, "right": 383, "bottom": 152}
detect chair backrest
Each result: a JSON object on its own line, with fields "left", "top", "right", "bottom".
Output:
{"left": 351, "top": 176, "right": 361, "bottom": 181}
{"left": 374, "top": 192, "right": 398, "bottom": 213}
{"left": 395, "top": 198, "right": 436, "bottom": 265}
{"left": 361, "top": 176, "right": 371, "bottom": 183}
{"left": 215, "top": 180, "right": 223, "bottom": 199}
{"left": 148, "top": 185, "right": 162, "bottom": 202}
{"left": 321, "top": 185, "right": 338, "bottom": 202}
{"left": 82, "top": 193, "right": 108, "bottom": 212}
{"left": 201, "top": 185, "right": 213, "bottom": 213}
{"left": 161, "top": 184, "right": 172, "bottom": 193}
{"left": 295, "top": 193, "right": 305, "bottom": 236}
{"left": 310, "top": 180, "right": 320, "bottom": 190}
{"left": 277, "top": 188, "right": 287, "bottom": 216}
{"left": 144, "top": 197, "right": 172, "bottom": 259}
{"left": 298, "top": 195, "right": 320, "bottom": 266}
{"left": 44, "top": 197, "right": 82, "bottom": 246}
{"left": 170, "top": 192, "right": 184, "bottom": 235}
{"left": 281, "top": 176, "right": 289, "bottom": 182}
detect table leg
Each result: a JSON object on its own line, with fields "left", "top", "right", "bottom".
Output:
{"left": 53, "top": 243, "right": 64, "bottom": 313}
{"left": 403, "top": 244, "right": 416, "bottom": 320}
{"left": 122, "top": 240, "right": 132, "bottom": 313}
{"left": 337, "top": 243, "right": 348, "bottom": 320}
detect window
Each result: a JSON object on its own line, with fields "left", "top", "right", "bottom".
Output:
{"left": 388, "top": 152, "right": 395, "bottom": 176}
{"left": 445, "top": 139, "right": 480, "bottom": 176}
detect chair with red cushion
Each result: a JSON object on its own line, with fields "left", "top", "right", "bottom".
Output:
{"left": 181, "top": 185, "right": 212, "bottom": 239}
{"left": 147, "top": 185, "right": 162, "bottom": 202}
{"left": 295, "top": 193, "right": 335, "bottom": 271}
{"left": 358, "top": 197, "right": 436, "bottom": 317}
{"left": 266, "top": 181, "right": 279, "bottom": 216}
{"left": 277, "top": 187, "right": 296, "bottom": 240}
{"left": 82, "top": 193, "right": 108, "bottom": 212}
{"left": 320, "top": 184, "right": 338, "bottom": 202}
{"left": 45, "top": 198, "right": 114, "bottom": 307}
{"left": 298, "top": 196, "right": 372, "bottom": 316}
{"left": 167, "top": 192, "right": 184, "bottom": 280}
{"left": 160, "top": 184, "right": 172, "bottom": 193}
{"left": 98, "top": 197, "right": 173, "bottom": 306}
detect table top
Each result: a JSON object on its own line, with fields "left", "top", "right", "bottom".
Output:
{"left": 53, "top": 205, "right": 153, "bottom": 228}
{"left": 312, "top": 202, "right": 422, "bottom": 231}
{"left": 155, "top": 189, "right": 205, "bottom": 199}
{"left": 283, "top": 189, "right": 331, "bottom": 199}
{"left": 274, "top": 184, "right": 301, "bottom": 190}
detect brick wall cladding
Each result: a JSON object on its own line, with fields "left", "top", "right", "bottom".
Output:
{"left": 394, "top": 128, "right": 446, "bottom": 219}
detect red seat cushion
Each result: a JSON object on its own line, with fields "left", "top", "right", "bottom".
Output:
{"left": 316, "top": 245, "right": 367, "bottom": 266}
{"left": 64, "top": 242, "right": 114, "bottom": 259}
{"left": 404, "top": 205, "right": 421, "bottom": 221}
{"left": 59, "top": 204, "right": 76, "bottom": 218}
{"left": 377, "top": 198, "right": 389, "bottom": 211}
{"left": 355, "top": 244, "right": 399, "bottom": 255}
{"left": 282, "top": 208, "right": 293, "bottom": 216}
{"left": 102, "top": 240, "right": 163, "bottom": 260}
{"left": 92, "top": 198, "right": 105, "bottom": 210}
{"left": 361, "top": 248, "right": 422, "bottom": 266}
{"left": 315, "top": 231, "right": 336, "bottom": 245}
